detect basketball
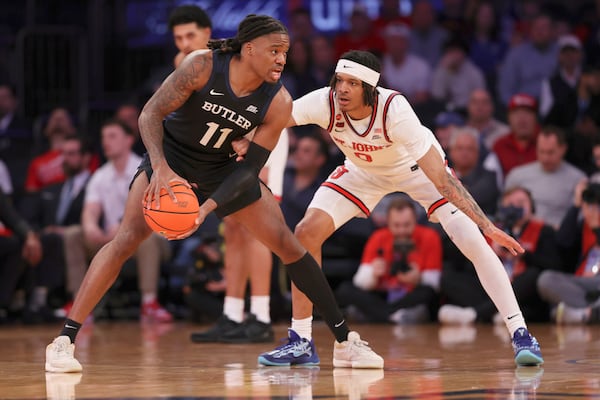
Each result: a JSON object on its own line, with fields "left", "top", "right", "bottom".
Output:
{"left": 143, "top": 182, "right": 200, "bottom": 238}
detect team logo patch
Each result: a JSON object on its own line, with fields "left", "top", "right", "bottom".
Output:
{"left": 246, "top": 105, "right": 258, "bottom": 113}
{"left": 336, "top": 114, "right": 342, "bottom": 120}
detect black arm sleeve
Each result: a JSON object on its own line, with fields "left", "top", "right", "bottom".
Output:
{"left": 0, "top": 189, "right": 32, "bottom": 240}
{"left": 209, "top": 142, "right": 271, "bottom": 206}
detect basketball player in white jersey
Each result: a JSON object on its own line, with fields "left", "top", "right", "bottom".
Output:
{"left": 254, "top": 50, "right": 543, "bottom": 367}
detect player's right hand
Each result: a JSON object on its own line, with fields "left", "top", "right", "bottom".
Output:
{"left": 483, "top": 224, "right": 524, "bottom": 256}
{"left": 144, "top": 162, "right": 190, "bottom": 210}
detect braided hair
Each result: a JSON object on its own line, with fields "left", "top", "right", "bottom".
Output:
{"left": 207, "top": 14, "right": 288, "bottom": 53}
{"left": 329, "top": 50, "right": 381, "bottom": 107}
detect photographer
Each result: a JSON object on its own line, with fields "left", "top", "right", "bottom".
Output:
{"left": 183, "top": 233, "right": 226, "bottom": 323}
{"left": 439, "top": 186, "right": 559, "bottom": 324}
{"left": 537, "top": 180, "right": 600, "bottom": 324}
{"left": 334, "top": 197, "right": 442, "bottom": 324}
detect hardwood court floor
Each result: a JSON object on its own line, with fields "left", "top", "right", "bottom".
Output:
{"left": 1, "top": 321, "right": 600, "bottom": 399}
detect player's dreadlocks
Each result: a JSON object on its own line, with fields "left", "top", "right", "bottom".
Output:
{"left": 207, "top": 14, "right": 288, "bottom": 53}
{"left": 330, "top": 50, "right": 381, "bottom": 107}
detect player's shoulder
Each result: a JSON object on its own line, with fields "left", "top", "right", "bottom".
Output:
{"left": 377, "top": 87, "right": 408, "bottom": 103}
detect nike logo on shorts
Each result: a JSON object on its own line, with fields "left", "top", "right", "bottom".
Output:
{"left": 334, "top": 319, "right": 345, "bottom": 328}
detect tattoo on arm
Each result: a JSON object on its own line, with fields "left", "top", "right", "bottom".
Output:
{"left": 438, "top": 173, "right": 493, "bottom": 231}
{"left": 139, "top": 55, "right": 210, "bottom": 167}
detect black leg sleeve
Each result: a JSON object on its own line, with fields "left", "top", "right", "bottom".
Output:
{"left": 285, "top": 252, "right": 349, "bottom": 343}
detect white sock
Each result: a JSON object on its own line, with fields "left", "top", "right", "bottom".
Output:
{"left": 142, "top": 293, "right": 156, "bottom": 304}
{"left": 505, "top": 312, "right": 527, "bottom": 336}
{"left": 250, "top": 295, "right": 270, "bottom": 323}
{"left": 291, "top": 316, "right": 313, "bottom": 340}
{"left": 223, "top": 296, "right": 244, "bottom": 323}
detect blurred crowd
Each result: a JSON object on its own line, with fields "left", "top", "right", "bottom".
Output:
{"left": 1, "top": 0, "right": 600, "bottom": 332}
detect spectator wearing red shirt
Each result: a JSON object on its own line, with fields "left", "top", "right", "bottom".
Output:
{"left": 333, "top": 5, "right": 385, "bottom": 59}
{"left": 24, "top": 107, "right": 77, "bottom": 192}
{"left": 335, "top": 196, "right": 442, "bottom": 324}
{"left": 488, "top": 93, "right": 539, "bottom": 182}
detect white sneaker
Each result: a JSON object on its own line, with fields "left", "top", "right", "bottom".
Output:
{"left": 333, "top": 331, "right": 384, "bottom": 369}
{"left": 438, "top": 304, "right": 476, "bottom": 325}
{"left": 45, "top": 372, "right": 82, "bottom": 400}
{"left": 45, "top": 336, "right": 83, "bottom": 373}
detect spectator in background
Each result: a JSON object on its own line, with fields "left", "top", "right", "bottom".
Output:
{"left": 309, "top": 35, "right": 336, "bottom": 88}
{"left": 537, "top": 181, "right": 600, "bottom": 324}
{"left": 431, "top": 37, "right": 486, "bottom": 112}
{"left": 139, "top": 5, "right": 212, "bottom": 103}
{"left": 505, "top": 125, "right": 586, "bottom": 228}
{"left": 448, "top": 127, "right": 499, "bottom": 216}
{"left": 439, "top": 0, "right": 467, "bottom": 37}
{"left": 373, "top": 0, "right": 410, "bottom": 36}
{"left": 433, "top": 110, "right": 464, "bottom": 153}
{"left": 21, "top": 135, "right": 92, "bottom": 319}
{"left": 409, "top": 0, "right": 449, "bottom": 68}
{"left": 20, "top": 135, "right": 92, "bottom": 322}
{"left": 466, "top": 88, "right": 509, "bottom": 152}
{"left": 498, "top": 13, "right": 558, "bottom": 106}
{"left": 281, "top": 132, "right": 328, "bottom": 231}
{"left": 467, "top": 1, "right": 508, "bottom": 93}
{"left": 24, "top": 107, "right": 76, "bottom": 192}
{"left": 381, "top": 23, "right": 431, "bottom": 105}
{"left": 490, "top": 93, "right": 539, "bottom": 180}
{"left": 170, "top": 5, "right": 212, "bottom": 68}
{"left": 60, "top": 119, "right": 172, "bottom": 323}
{"left": 439, "top": 186, "right": 559, "bottom": 324}
{"left": 334, "top": 5, "right": 385, "bottom": 59}
{"left": 0, "top": 187, "right": 42, "bottom": 323}
{"left": 335, "top": 197, "right": 441, "bottom": 324}
{"left": 288, "top": 8, "right": 315, "bottom": 42}
{"left": 540, "top": 35, "right": 584, "bottom": 129}
{"left": 0, "top": 83, "right": 32, "bottom": 199}
{"left": 115, "top": 103, "right": 144, "bottom": 156}
{"left": 281, "top": 39, "right": 317, "bottom": 99}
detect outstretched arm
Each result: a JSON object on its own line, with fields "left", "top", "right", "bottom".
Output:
{"left": 417, "top": 146, "right": 524, "bottom": 255}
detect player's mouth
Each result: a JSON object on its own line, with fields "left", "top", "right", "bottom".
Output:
{"left": 271, "top": 68, "right": 283, "bottom": 80}
{"left": 338, "top": 97, "right": 350, "bottom": 107}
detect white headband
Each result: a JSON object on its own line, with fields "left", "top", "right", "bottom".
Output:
{"left": 335, "top": 59, "right": 380, "bottom": 87}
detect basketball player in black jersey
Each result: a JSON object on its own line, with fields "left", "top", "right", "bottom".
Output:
{"left": 45, "top": 14, "right": 383, "bottom": 373}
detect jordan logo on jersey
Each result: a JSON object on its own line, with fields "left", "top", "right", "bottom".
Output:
{"left": 201, "top": 100, "right": 252, "bottom": 129}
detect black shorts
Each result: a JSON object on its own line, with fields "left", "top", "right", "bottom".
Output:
{"left": 133, "top": 153, "right": 262, "bottom": 219}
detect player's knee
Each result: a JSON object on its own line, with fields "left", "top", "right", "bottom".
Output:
{"left": 536, "top": 270, "right": 560, "bottom": 297}
{"left": 294, "top": 219, "right": 323, "bottom": 250}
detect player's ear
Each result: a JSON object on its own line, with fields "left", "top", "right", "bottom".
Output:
{"left": 246, "top": 42, "right": 253, "bottom": 56}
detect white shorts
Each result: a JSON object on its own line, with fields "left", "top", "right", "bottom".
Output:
{"left": 309, "top": 160, "right": 454, "bottom": 229}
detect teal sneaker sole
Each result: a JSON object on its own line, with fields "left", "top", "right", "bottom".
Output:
{"left": 258, "top": 355, "right": 320, "bottom": 367}
{"left": 515, "top": 350, "right": 544, "bottom": 366}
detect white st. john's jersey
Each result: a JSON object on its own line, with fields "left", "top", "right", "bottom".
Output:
{"left": 292, "top": 87, "right": 445, "bottom": 177}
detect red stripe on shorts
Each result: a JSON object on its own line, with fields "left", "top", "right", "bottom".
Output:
{"left": 321, "top": 182, "right": 370, "bottom": 217}
{"left": 427, "top": 198, "right": 448, "bottom": 219}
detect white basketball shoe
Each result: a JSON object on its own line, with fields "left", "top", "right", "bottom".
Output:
{"left": 45, "top": 336, "right": 83, "bottom": 373}
{"left": 333, "top": 331, "right": 384, "bottom": 369}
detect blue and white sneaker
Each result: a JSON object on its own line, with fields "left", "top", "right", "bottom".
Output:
{"left": 258, "top": 329, "right": 320, "bottom": 366}
{"left": 512, "top": 328, "right": 544, "bottom": 366}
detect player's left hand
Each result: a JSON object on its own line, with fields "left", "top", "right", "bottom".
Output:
{"left": 231, "top": 138, "right": 250, "bottom": 161}
{"left": 483, "top": 225, "right": 524, "bottom": 256}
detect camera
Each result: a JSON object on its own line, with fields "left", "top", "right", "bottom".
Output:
{"left": 390, "top": 239, "right": 415, "bottom": 275}
{"left": 495, "top": 205, "right": 524, "bottom": 234}
{"left": 582, "top": 183, "right": 600, "bottom": 205}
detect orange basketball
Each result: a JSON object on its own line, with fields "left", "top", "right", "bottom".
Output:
{"left": 143, "top": 182, "right": 200, "bottom": 238}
